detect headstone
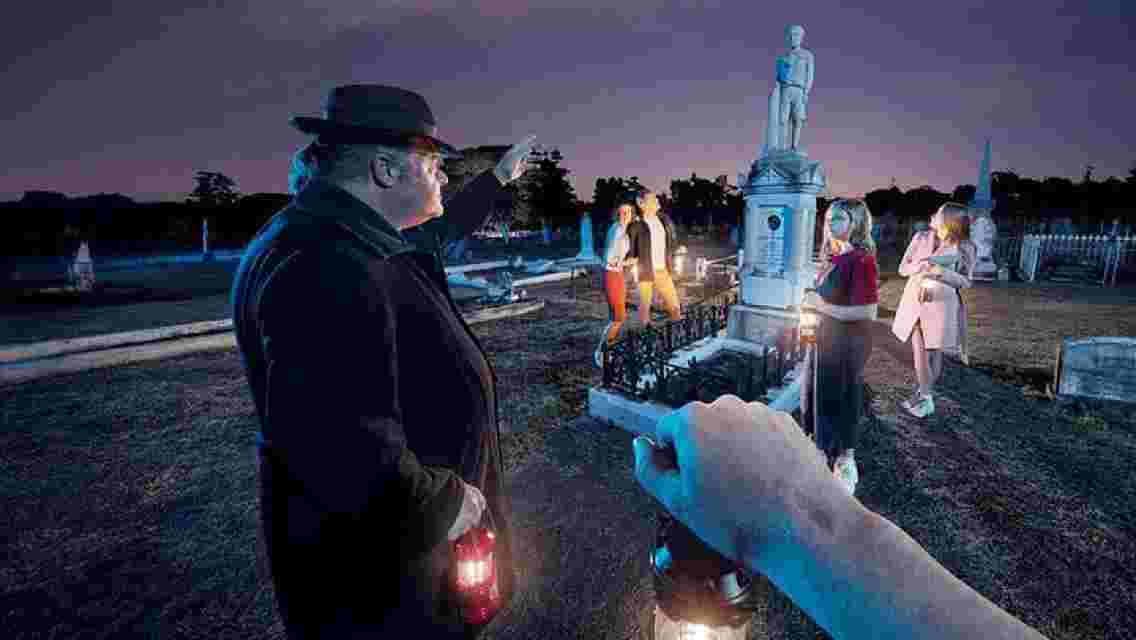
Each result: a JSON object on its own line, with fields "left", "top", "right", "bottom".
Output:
{"left": 575, "top": 212, "right": 599, "bottom": 263}
{"left": 1056, "top": 337, "right": 1136, "bottom": 403}
{"left": 202, "top": 217, "right": 215, "bottom": 262}
{"left": 70, "top": 241, "right": 96, "bottom": 291}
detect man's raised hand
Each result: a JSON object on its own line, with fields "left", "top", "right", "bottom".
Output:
{"left": 494, "top": 135, "right": 538, "bottom": 185}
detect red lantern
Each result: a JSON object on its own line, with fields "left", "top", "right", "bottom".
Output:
{"left": 453, "top": 526, "right": 502, "bottom": 625}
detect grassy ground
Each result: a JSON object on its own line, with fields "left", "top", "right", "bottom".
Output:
{"left": 2, "top": 246, "right": 1135, "bottom": 639}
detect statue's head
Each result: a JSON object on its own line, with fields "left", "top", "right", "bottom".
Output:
{"left": 785, "top": 25, "right": 805, "bottom": 49}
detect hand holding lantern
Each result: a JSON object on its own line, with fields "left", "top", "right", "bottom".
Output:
{"left": 453, "top": 514, "right": 502, "bottom": 625}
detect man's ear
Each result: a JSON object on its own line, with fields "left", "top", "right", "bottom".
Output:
{"left": 370, "top": 155, "right": 400, "bottom": 189}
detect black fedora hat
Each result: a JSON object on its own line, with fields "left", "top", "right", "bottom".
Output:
{"left": 290, "top": 84, "right": 461, "bottom": 158}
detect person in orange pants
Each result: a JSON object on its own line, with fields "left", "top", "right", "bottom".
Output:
{"left": 595, "top": 201, "right": 636, "bottom": 367}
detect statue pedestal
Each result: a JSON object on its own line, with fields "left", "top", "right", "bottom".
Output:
{"left": 728, "top": 150, "right": 826, "bottom": 345}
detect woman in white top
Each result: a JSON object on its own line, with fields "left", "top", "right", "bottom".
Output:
{"left": 595, "top": 202, "right": 636, "bottom": 367}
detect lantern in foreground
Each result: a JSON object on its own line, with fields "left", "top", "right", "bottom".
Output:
{"left": 653, "top": 512, "right": 754, "bottom": 640}
{"left": 453, "top": 526, "right": 502, "bottom": 625}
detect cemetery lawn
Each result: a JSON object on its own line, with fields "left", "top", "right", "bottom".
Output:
{"left": 2, "top": 272, "right": 1135, "bottom": 638}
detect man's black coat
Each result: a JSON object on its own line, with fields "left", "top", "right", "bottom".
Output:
{"left": 231, "top": 172, "right": 512, "bottom": 638}
{"left": 627, "top": 212, "right": 679, "bottom": 281}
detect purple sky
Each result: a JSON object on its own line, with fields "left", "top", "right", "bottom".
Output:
{"left": 4, "top": 1, "right": 1134, "bottom": 203}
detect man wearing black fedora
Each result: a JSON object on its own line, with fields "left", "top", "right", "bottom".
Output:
{"left": 231, "top": 84, "right": 534, "bottom": 638}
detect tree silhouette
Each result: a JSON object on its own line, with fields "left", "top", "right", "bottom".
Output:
{"left": 522, "top": 151, "right": 577, "bottom": 229}
{"left": 187, "top": 171, "right": 240, "bottom": 209}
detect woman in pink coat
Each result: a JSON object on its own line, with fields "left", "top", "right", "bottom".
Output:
{"left": 891, "top": 203, "right": 976, "bottom": 418}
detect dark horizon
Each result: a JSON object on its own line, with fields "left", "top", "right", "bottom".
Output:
{"left": 4, "top": 2, "right": 1134, "bottom": 204}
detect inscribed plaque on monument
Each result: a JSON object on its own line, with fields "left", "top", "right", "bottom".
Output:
{"left": 1056, "top": 337, "right": 1136, "bottom": 404}
{"left": 758, "top": 207, "right": 787, "bottom": 275}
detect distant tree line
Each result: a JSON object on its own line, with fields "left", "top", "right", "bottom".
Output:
{"left": 3, "top": 157, "right": 1133, "bottom": 261}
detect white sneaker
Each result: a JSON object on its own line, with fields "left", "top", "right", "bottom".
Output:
{"left": 833, "top": 453, "right": 858, "bottom": 496}
{"left": 902, "top": 393, "right": 935, "bottom": 418}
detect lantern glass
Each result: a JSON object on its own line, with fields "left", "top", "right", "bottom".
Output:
{"left": 456, "top": 555, "right": 492, "bottom": 588}
{"left": 654, "top": 605, "right": 749, "bottom": 640}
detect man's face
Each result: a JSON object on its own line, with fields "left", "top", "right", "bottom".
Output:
{"left": 385, "top": 149, "right": 448, "bottom": 229}
{"left": 640, "top": 193, "right": 660, "bottom": 217}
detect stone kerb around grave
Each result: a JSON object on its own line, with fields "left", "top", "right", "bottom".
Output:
{"left": 1055, "top": 337, "right": 1136, "bottom": 404}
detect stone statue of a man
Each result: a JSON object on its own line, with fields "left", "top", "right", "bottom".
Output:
{"left": 764, "top": 25, "right": 814, "bottom": 154}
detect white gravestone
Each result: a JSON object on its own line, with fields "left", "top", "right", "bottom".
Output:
{"left": 1056, "top": 337, "right": 1136, "bottom": 404}
{"left": 575, "top": 212, "right": 599, "bottom": 262}
{"left": 70, "top": 241, "right": 95, "bottom": 291}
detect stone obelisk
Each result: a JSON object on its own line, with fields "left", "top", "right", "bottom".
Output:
{"left": 969, "top": 137, "right": 998, "bottom": 280}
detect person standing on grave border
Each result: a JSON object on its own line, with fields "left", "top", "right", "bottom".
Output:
{"left": 594, "top": 200, "right": 638, "bottom": 367}
{"left": 801, "top": 198, "right": 878, "bottom": 496}
{"left": 232, "top": 84, "right": 534, "bottom": 639}
{"left": 626, "top": 188, "right": 682, "bottom": 327}
{"left": 891, "top": 203, "right": 975, "bottom": 419}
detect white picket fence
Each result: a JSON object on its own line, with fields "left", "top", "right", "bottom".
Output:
{"left": 1018, "top": 234, "right": 1136, "bottom": 286}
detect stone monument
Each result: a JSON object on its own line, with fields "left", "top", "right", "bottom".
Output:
{"left": 969, "top": 138, "right": 998, "bottom": 280}
{"left": 730, "top": 24, "right": 825, "bottom": 344}
{"left": 575, "top": 211, "right": 599, "bottom": 262}
{"left": 69, "top": 241, "right": 96, "bottom": 292}
{"left": 202, "top": 217, "right": 214, "bottom": 262}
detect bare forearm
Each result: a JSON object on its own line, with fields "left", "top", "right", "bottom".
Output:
{"left": 754, "top": 503, "right": 1049, "bottom": 640}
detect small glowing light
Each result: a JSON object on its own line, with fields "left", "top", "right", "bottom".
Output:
{"left": 681, "top": 622, "right": 714, "bottom": 640}
{"left": 799, "top": 305, "right": 819, "bottom": 344}
{"left": 456, "top": 555, "right": 493, "bottom": 588}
